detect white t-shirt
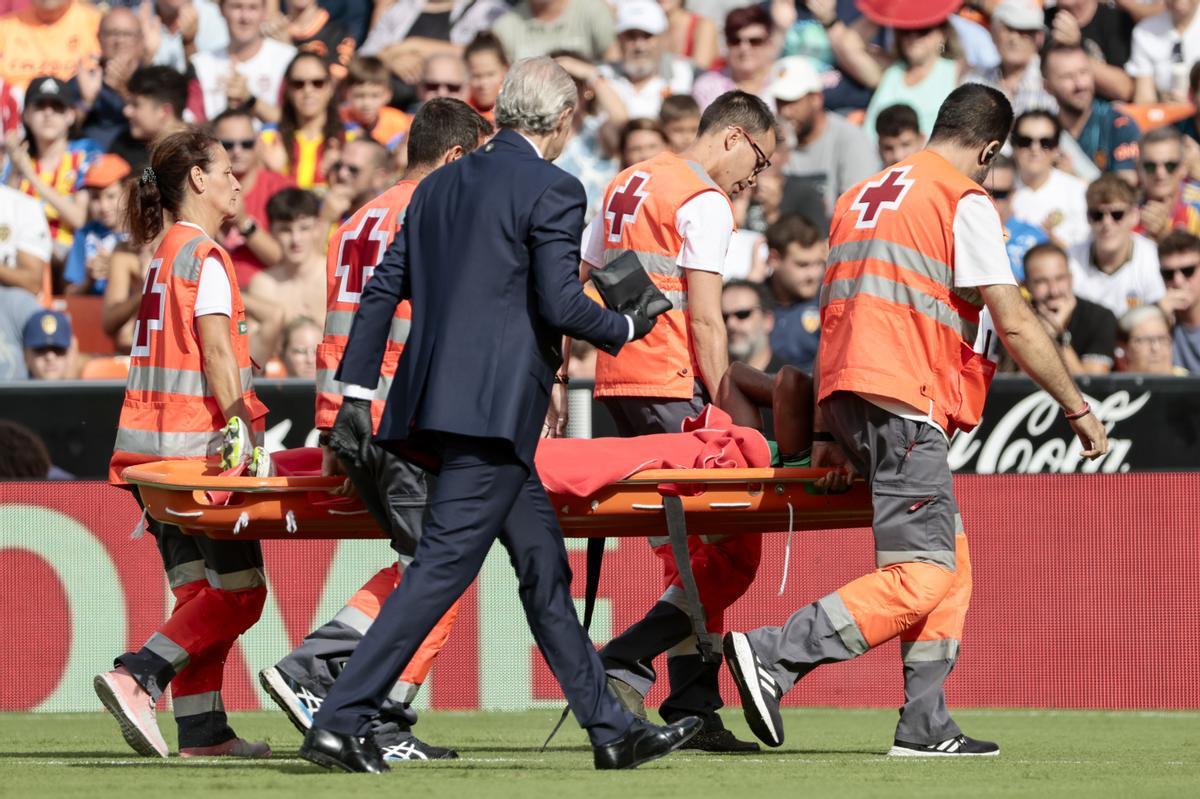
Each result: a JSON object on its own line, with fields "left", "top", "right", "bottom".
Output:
{"left": 0, "top": 186, "right": 52, "bottom": 271}
{"left": 1125, "top": 10, "right": 1200, "bottom": 95}
{"left": 723, "top": 229, "right": 766, "bottom": 282}
{"left": 581, "top": 189, "right": 734, "bottom": 275}
{"left": 176, "top": 222, "right": 234, "bottom": 320}
{"left": 1067, "top": 234, "right": 1166, "bottom": 319}
{"left": 860, "top": 193, "right": 1016, "bottom": 437}
{"left": 191, "top": 38, "right": 297, "bottom": 121}
{"left": 1012, "top": 168, "right": 1090, "bottom": 250}
{"left": 598, "top": 57, "right": 695, "bottom": 120}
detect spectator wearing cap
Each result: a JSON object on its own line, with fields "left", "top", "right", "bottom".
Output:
{"left": 3, "top": 75, "right": 101, "bottom": 273}
{"left": 0, "top": 0, "right": 101, "bottom": 90}
{"left": 874, "top": 102, "right": 924, "bottom": 167}
{"left": 596, "top": 0, "right": 693, "bottom": 120}
{"left": 814, "top": 0, "right": 960, "bottom": 144}
{"left": 1116, "top": 304, "right": 1186, "bottom": 374}
{"left": 1044, "top": 0, "right": 1137, "bottom": 102}
{"left": 966, "top": 0, "right": 1056, "bottom": 115}
{"left": 987, "top": 153, "right": 1047, "bottom": 281}
{"left": 1136, "top": 126, "right": 1200, "bottom": 243}
{"left": 1041, "top": 42, "right": 1140, "bottom": 186}
{"left": 68, "top": 6, "right": 146, "bottom": 151}
{"left": 110, "top": 65, "right": 189, "bottom": 172}
{"left": 1128, "top": 0, "right": 1200, "bottom": 104}
{"left": 191, "top": 0, "right": 296, "bottom": 123}
{"left": 773, "top": 55, "right": 878, "bottom": 217}
{"left": 358, "top": 0, "right": 506, "bottom": 87}
{"left": 1012, "top": 109, "right": 1090, "bottom": 250}
{"left": 1023, "top": 242, "right": 1117, "bottom": 375}
{"left": 1069, "top": 173, "right": 1166, "bottom": 319}
{"left": 492, "top": 0, "right": 615, "bottom": 63}
{"left": 21, "top": 308, "right": 72, "bottom": 380}
{"left": 63, "top": 154, "right": 130, "bottom": 296}
{"left": 692, "top": 5, "right": 779, "bottom": 112}
{"left": 1158, "top": 229, "right": 1200, "bottom": 371}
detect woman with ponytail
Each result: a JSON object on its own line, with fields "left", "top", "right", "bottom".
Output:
{"left": 95, "top": 130, "right": 272, "bottom": 760}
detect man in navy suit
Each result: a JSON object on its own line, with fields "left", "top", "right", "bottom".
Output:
{"left": 299, "top": 57, "right": 701, "bottom": 773}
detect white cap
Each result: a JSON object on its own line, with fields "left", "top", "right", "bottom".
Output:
{"left": 992, "top": 0, "right": 1044, "bottom": 31}
{"left": 768, "top": 56, "right": 823, "bottom": 103}
{"left": 615, "top": 0, "right": 668, "bottom": 36}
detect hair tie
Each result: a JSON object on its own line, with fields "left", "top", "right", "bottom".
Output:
{"left": 140, "top": 167, "right": 157, "bottom": 186}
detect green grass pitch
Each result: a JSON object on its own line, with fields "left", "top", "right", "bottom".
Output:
{"left": 2, "top": 709, "right": 1197, "bottom": 798}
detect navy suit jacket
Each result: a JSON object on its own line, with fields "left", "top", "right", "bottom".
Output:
{"left": 336, "top": 128, "right": 629, "bottom": 467}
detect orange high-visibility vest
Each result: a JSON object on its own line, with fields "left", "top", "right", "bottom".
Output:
{"left": 593, "top": 151, "right": 733, "bottom": 399}
{"left": 110, "top": 223, "right": 268, "bottom": 484}
{"left": 314, "top": 180, "right": 416, "bottom": 432}
{"left": 818, "top": 150, "right": 996, "bottom": 434}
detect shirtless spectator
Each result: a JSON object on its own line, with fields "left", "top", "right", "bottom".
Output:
{"left": 247, "top": 187, "right": 327, "bottom": 327}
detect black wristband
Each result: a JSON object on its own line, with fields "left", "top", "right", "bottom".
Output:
{"left": 812, "top": 431, "right": 835, "bottom": 442}
{"left": 822, "top": 17, "right": 839, "bottom": 30}
{"left": 553, "top": 373, "right": 570, "bottom": 385}
{"left": 317, "top": 431, "right": 331, "bottom": 447}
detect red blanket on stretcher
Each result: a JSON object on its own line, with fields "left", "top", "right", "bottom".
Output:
{"left": 535, "top": 406, "right": 772, "bottom": 497}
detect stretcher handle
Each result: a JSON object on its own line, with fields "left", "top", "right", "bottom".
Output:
{"left": 616, "top": 467, "right": 844, "bottom": 485}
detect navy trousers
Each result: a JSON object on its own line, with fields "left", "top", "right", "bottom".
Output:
{"left": 312, "top": 433, "right": 632, "bottom": 745}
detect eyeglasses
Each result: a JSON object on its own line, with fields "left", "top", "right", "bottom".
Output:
{"left": 727, "top": 34, "right": 768, "bottom": 48}
{"left": 1128, "top": 334, "right": 1171, "bottom": 348}
{"left": 99, "top": 28, "right": 140, "bottom": 39}
{"left": 1142, "top": 159, "right": 1181, "bottom": 174}
{"left": 1161, "top": 264, "right": 1199, "bottom": 280}
{"left": 1087, "top": 207, "right": 1128, "bottom": 223}
{"left": 422, "top": 81, "right": 463, "bottom": 93}
{"left": 332, "top": 160, "right": 361, "bottom": 177}
{"left": 288, "top": 77, "right": 329, "bottom": 91}
{"left": 733, "top": 125, "right": 770, "bottom": 178}
{"left": 897, "top": 25, "right": 938, "bottom": 37}
{"left": 1012, "top": 134, "right": 1057, "bottom": 151}
{"left": 722, "top": 307, "right": 759, "bottom": 322}
{"left": 220, "top": 138, "right": 256, "bottom": 151}
{"left": 989, "top": 187, "right": 1013, "bottom": 200}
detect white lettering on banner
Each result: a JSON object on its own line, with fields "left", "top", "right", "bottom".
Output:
{"left": 948, "top": 390, "right": 1149, "bottom": 474}
{"left": 0, "top": 507, "right": 127, "bottom": 712}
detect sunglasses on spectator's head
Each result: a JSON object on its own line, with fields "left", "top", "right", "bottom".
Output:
{"left": 722, "top": 307, "right": 758, "bottom": 321}
{"left": 423, "top": 81, "right": 463, "bottom": 93}
{"left": 288, "top": 77, "right": 328, "bottom": 90}
{"left": 727, "top": 34, "right": 768, "bottom": 48}
{"left": 989, "top": 187, "right": 1012, "bottom": 200}
{"left": 332, "top": 160, "right": 361, "bottom": 177}
{"left": 220, "top": 138, "right": 256, "bottom": 151}
{"left": 1087, "top": 207, "right": 1127, "bottom": 223}
{"left": 1012, "top": 134, "right": 1056, "bottom": 150}
{"left": 1142, "top": 159, "right": 1181, "bottom": 174}
{"left": 1161, "top": 264, "right": 1199, "bottom": 280}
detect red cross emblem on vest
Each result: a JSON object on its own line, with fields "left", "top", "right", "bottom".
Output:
{"left": 335, "top": 207, "right": 390, "bottom": 303}
{"left": 849, "top": 166, "right": 914, "bottom": 229}
{"left": 131, "top": 259, "right": 165, "bottom": 358}
{"left": 605, "top": 171, "right": 651, "bottom": 243}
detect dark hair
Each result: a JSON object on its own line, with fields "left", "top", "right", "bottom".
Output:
{"left": 0, "top": 420, "right": 52, "bottom": 479}
{"left": 875, "top": 103, "right": 920, "bottom": 139}
{"left": 1142, "top": 124, "right": 1183, "bottom": 148}
{"left": 723, "top": 278, "right": 774, "bottom": 312}
{"left": 1158, "top": 229, "right": 1200, "bottom": 260}
{"left": 724, "top": 4, "right": 773, "bottom": 42}
{"left": 1022, "top": 242, "right": 1068, "bottom": 276}
{"left": 620, "top": 118, "right": 666, "bottom": 159}
{"left": 127, "top": 65, "right": 189, "bottom": 120}
{"left": 766, "top": 213, "right": 821, "bottom": 253}
{"left": 1012, "top": 108, "right": 1062, "bottom": 142}
{"left": 1086, "top": 172, "right": 1136, "bottom": 208}
{"left": 1040, "top": 41, "right": 1088, "bottom": 78}
{"left": 465, "top": 31, "right": 509, "bottom": 66}
{"left": 126, "top": 130, "right": 220, "bottom": 246}
{"left": 406, "top": 97, "right": 493, "bottom": 167}
{"left": 345, "top": 55, "right": 392, "bottom": 87}
{"left": 929, "top": 83, "right": 1013, "bottom": 150}
{"left": 210, "top": 107, "right": 256, "bottom": 131}
{"left": 698, "top": 90, "right": 778, "bottom": 138}
{"left": 267, "top": 187, "right": 321, "bottom": 225}
{"left": 660, "top": 94, "right": 700, "bottom": 124}
{"left": 280, "top": 53, "right": 344, "bottom": 170}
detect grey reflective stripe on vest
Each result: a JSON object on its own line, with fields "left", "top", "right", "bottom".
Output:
{"left": 323, "top": 310, "right": 410, "bottom": 345}
{"left": 901, "top": 638, "right": 960, "bottom": 663}
{"left": 821, "top": 274, "right": 979, "bottom": 343}
{"left": 166, "top": 560, "right": 208, "bottom": 589}
{"left": 684, "top": 159, "right": 721, "bottom": 190}
{"left": 205, "top": 566, "right": 266, "bottom": 591}
{"left": 332, "top": 604, "right": 374, "bottom": 635}
{"left": 876, "top": 549, "right": 957, "bottom": 571}
{"left": 954, "top": 513, "right": 965, "bottom": 535}
{"left": 315, "top": 369, "right": 393, "bottom": 403}
{"left": 126, "top": 365, "right": 253, "bottom": 397}
{"left": 173, "top": 690, "right": 224, "bottom": 717}
{"left": 174, "top": 235, "right": 209, "bottom": 282}
{"left": 827, "top": 239, "right": 954, "bottom": 287}
{"left": 602, "top": 248, "right": 688, "bottom": 310}
{"left": 114, "top": 427, "right": 223, "bottom": 458}
{"left": 144, "top": 631, "right": 190, "bottom": 670}
{"left": 817, "top": 591, "right": 869, "bottom": 656}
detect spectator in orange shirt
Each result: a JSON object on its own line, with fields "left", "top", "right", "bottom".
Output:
{"left": 464, "top": 31, "right": 507, "bottom": 121}
{"left": 341, "top": 55, "right": 411, "bottom": 154}
{"left": 0, "top": 0, "right": 101, "bottom": 90}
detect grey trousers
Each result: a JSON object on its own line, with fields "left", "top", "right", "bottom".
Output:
{"left": 745, "top": 392, "right": 970, "bottom": 745}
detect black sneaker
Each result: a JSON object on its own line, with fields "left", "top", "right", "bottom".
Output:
{"left": 722, "top": 631, "right": 784, "bottom": 747}
{"left": 678, "top": 726, "right": 760, "bottom": 752}
{"left": 888, "top": 734, "right": 1000, "bottom": 757}
{"left": 377, "top": 730, "right": 459, "bottom": 762}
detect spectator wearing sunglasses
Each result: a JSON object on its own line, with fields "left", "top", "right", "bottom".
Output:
{"left": 213, "top": 107, "right": 293, "bottom": 286}
{"left": 692, "top": 5, "right": 780, "bottom": 112}
{"left": 1067, "top": 173, "right": 1165, "bottom": 319}
{"left": 987, "top": 153, "right": 1046, "bottom": 281}
{"left": 1116, "top": 304, "right": 1186, "bottom": 374}
{"left": 261, "top": 53, "right": 345, "bottom": 190}
{"left": 1128, "top": 0, "right": 1200, "bottom": 104}
{"left": 191, "top": 0, "right": 297, "bottom": 122}
{"left": 1011, "top": 109, "right": 1090, "bottom": 249}
{"left": 417, "top": 52, "right": 470, "bottom": 104}
{"left": 1157, "top": 229, "right": 1200, "bottom": 371}
{"left": 1136, "top": 126, "right": 1200, "bottom": 243}
{"left": 722, "top": 280, "right": 784, "bottom": 372}
{"left": 318, "top": 137, "right": 394, "bottom": 225}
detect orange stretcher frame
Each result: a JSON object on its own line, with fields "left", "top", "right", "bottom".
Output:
{"left": 123, "top": 459, "right": 873, "bottom": 540}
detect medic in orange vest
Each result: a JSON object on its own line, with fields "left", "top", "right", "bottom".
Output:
{"left": 724, "top": 84, "right": 1108, "bottom": 757}
{"left": 578, "top": 91, "right": 779, "bottom": 752}
{"left": 258, "top": 98, "right": 493, "bottom": 762}
{"left": 96, "top": 131, "right": 273, "bottom": 760}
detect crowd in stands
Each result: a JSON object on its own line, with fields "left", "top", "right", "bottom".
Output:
{"left": 1, "top": 0, "right": 1199, "bottom": 386}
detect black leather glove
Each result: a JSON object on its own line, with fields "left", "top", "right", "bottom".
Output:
{"left": 590, "top": 251, "right": 671, "bottom": 316}
{"left": 329, "top": 397, "right": 373, "bottom": 468}
{"left": 626, "top": 286, "right": 670, "bottom": 340}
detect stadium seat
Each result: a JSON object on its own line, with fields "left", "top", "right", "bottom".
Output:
{"left": 80, "top": 356, "right": 130, "bottom": 380}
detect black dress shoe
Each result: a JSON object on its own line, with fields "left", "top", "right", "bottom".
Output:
{"left": 593, "top": 716, "right": 702, "bottom": 770}
{"left": 299, "top": 727, "right": 390, "bottom": 773}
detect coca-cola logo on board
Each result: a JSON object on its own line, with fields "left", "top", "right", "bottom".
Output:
{"left": 949, "top": 390, "right": 1151, "bottom": 474}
